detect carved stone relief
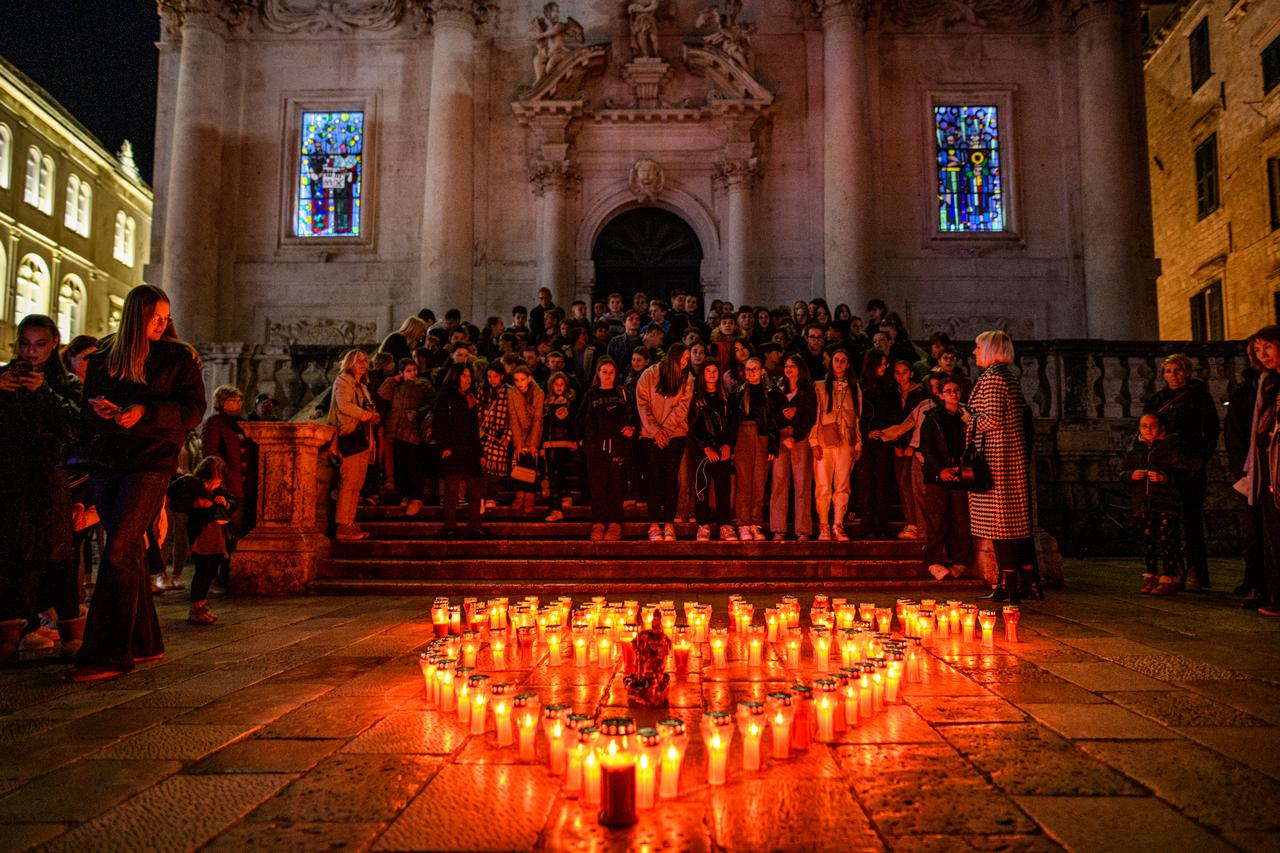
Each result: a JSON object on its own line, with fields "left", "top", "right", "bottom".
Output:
{"left": 628, "top": 158, "right": 665, "bottom": 203}
{"left": 257, "top": 0, "right": 426, "bottom": 33}
{"left": 919, "top": 314, "right": 1037, "bottom": 341}
{"left": 883, "top": 0, "right": 1050, "bottom": 28}
{"left": 265, "top": 317, "right": 379, "bottom": 346}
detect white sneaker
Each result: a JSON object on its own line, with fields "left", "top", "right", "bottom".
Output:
{"left": 898, "top": 528, "right": 924, "bottom": 540}
{"left": 696, "top": 524, "right": 711, "bottom": 541}
{"left": 738, "top": 525, "right": 752, "bottom": 542}
{"left": 648, "top": 524, "right": 663, "bottom": 542}
{"left": 19, "top": 631, "right": 55, "bottom": 653}
{"left": 950, "top": 564, "right": 967, "bottom": 579}
{"left": 903, "top": 524, "right": 918, "bottom": 535}
{"left": 719, "top": 525, "right": 737, "bottom": 541}
{"left": 751, "top": 526, "right": 766, "bottom": 541}
{"left": 833, "top": 525, "right": 850, "bottom": 542}
{"left": 405, "top": 499, "right": 422, "bottom": 517}
{"left": 663, "top": 523, "right": 676, "bottom": 541}
{"left": 928, "top": 564, "right": 949, "bottom": 581}
{"left": 818, "top": 524, "right": 832, "bottom": 541}
{"left": 545, "top": 510, "right": 565, "bottom": 522}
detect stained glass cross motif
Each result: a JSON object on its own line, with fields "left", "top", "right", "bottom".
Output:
{"left": 934, "top": 105, "right": 1004, "bottom": 233}
{"left": 296, "top": 111, "right": 364, "bottom": 238}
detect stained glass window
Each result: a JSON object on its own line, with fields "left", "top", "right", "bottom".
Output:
{"left": 296, "top": 111, "right": 364, "bottom": 238}
{"left": 934, "top": 105, "right": 1004, "bottom": 233}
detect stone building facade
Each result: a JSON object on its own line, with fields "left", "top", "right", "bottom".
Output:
{"left": 150, "top": 0, "right": 1158, "bottom": 350}
{"left": 0, "top": 58, "right": 152, "bottom": 352}
{"left": 1144, "top": 0, "right": 1280, "bottom": 340}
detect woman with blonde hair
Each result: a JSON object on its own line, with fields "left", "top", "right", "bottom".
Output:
{"left": 69, "top": 285, "right": 206, "bottom": 682}
{"left": 379, "top": 316, "right": 428, "bottom": 366}
{"left": 329, "top": 348, "right": 380, "bottom": 541}
{"left": 967, "top": 331, "right": 1039, "bottom": 602}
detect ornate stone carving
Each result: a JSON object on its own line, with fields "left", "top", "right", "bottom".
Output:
{"left": 695, "top": 0, "right": 754, "bottom": 71}
{"left": 158, "top": 0, "right": 253, "bottom": 39}
{"left": 530, "top": 159, "right": 581, "bottom": 195}
{"left": 884, "top": 0, "right": 1050, "bottom": 28}
{"left": 713, "top": 156, "right": 760, "bottom": 189}
{"left": 628, "top": 158, "right": 665, "bottom": 202}
{"left": 422, "top": 0, "right": 492, "bottom": 30}
{"left": 530, "top": 3, "right": 586, "bottom": 83}
{"left": 265, "top": 318, "right": 378, "bottom": 347}
{"left": 920, "top": 315, "right": 1037, "bottom": 341}
{"left": 622, "top": 57, "right": 675, "bottom": 108}
{"left": 626, "top": 0, "right": 663, "bottom": 60}
{"left": 795, "top": 0, "right": 869, "bottom": 26}
{"left": 256, "top": 0, "right": 429, "bottom": 33}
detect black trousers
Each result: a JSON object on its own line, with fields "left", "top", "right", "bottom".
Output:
{"left": 640, "top": 437, "right": 687, "bottom": 523}
{"left": 191, "top": 553, "right": 220, "bottom": 602}
{"left": 1180, "top": 472, "right": 1210, "bottom": 587}
{"left": 922, "top": 484, "right": 972, "bottom": 567}
{"left": 586, "top": 450, "right": 627, "bottom": 525}
{"left": 1260, "top": 457, "right": 1280, "bottom": 607}
{"left": 694, "top": 457, "right": 733, "bottom": 526}
{"left": 856, "top": 441, "right": 894, "bottom": 537}
{"left": 77, "top": 471, "right": 169, "bottom": 671}
{"left": 545, "top": 448, "right": 572, "bottom": 503}
{"left": 393, "top": 440, "right": 426, "bottom": 500}
{"left": 1241, "top": 501, "right": 1266, "bottom": 595}
{"left": 442, "top": 473, "right": 484, "bottom": 531}
{"left": 1139, "top": 512, "right": 1184, "bottom": 579}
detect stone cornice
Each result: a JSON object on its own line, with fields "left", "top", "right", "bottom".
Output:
{"left": 158, "top": 0, "right": 254, "bottom": 40}
{"left": 255, "top": 0, "right": 430, "bottom": 34}
{"left": 713, "top": 156, "right": 761, "bottom": 190}
{"left": 795, "top": 0, "right": 871, "bottom": 27}
{"left": 885, "top": 0, "right": 1052, "bottom": 28}
{"left": 422, "top": 0, "right": 493, "bottom": 32}
{"left": 529, "top": 159, "right": 581, "bottom": 196}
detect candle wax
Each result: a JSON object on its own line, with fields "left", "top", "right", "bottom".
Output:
{"left": 706, "top": 733, "right": 729, "bottom": 785}
{"left": 659, "top": 745, "right": 682, "bottom": 799}
{"left": 599, "top": 760, "right": 638, "bottom": 826}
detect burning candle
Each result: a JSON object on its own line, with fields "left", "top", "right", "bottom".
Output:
{"left": 918, "top": 611, "right": 935, "bottom": 647}
{"left": 657, "top": 719, "right": 688, "bottom": 799}
{"left": 875, "top": 607, "right": 893, "bottom": 634}
{"left": 516, "top": 625, "right": 537, "bottom": 651}
{"left": 1003, "top": 606, "right": 1020, "bottom": 643}
{"left": 838, "top": 629, "right": 859, "bottom": 668}
{"left": 906, "top": 638, "right": 922, "bottom": 683}
{"left": 573, "top": 625, "right": 590, "bottom": 668}
{"left": 872, "top": 663, "right": 886, "bottom": 713}
{"left": 582, "top": 749, "right": 601, "bottom": 807}
{"left": 432, "top": 599, "right": 451, "bottom": 638}
{"left": 634, "top": 727, "right": 660, "bottom": 810}
{"left": 701, "top": 711, "right": 734, "bottom": 786}
{"left": 736, "top": 700, "right": 765, "bottom": 771}
{"left": 543, "top": 704, "right": 570, "bottom": 775}
{"left": 450, "top": 605, "right": 462, "bottom": 636}
{"left": 566, "top": 721, "right": 597, "bottom": 795}
{"left": 765, "top": 609, "right": 780, "bottom": 642}
{"left": 947, "top": 601, "right": 962, "bottom": 634}
{"left": 811, "top": 627, "right": 832, "bottom": 672}
{"left": 418, "top": 653, "right": 439, "bottom": 707}
{"left": 785, "top": 626, "right": 803, "bottom": 671}
{"left": 781, "top": 595, "right": 799, "bottom": 627}
{"left": 840, "top": 667, "right": 860, "bottom": 728}
{"left": 813, "top": 678, "right": 838, "bottom": 742}
{"left": 661, "top": 609, "right": 677, "bottom": 638}
{"left": 595, "top": 627, "right": 613, "bottom": 665}
{"left": 546, "top": 628, "right": 562, "bottom": 666}
{"left": 491, "top": 684, "right": 514, "bottom": 746}
{"left": 673, "top": 625, "right": 693, "bottom": 673}
{"left": 837, "top": 602, "right": 857, "bottom": 630}
{"left": 859, "top": 665, "right": 874, "bottom": 719}
{"left": 886, "top": 656, "right": 902, "bottom": 704}
{"left": 619, "top": 623, "right": 639, "bottom": 674}
{"left": 859, "top": 602, "right": 876, "bottom": 626}
{"left": 709, "top": 627, "right": 729, "bottom": 669}
{"left": 436, "top": 660, "right": 457, "bottom": 712}
{"left": 597, "top": 718, "right": 637, "bottom": 827}
{"left": 790, "top": 685, "right": 814, "bottom": 751}
{"left": 515, "top": 693, "right": 540, "bottom": 761}
{"left": 468, "top": 674, "right": 491, "bottom": 735}
{"left": 735, "top": 602, "right": 754, "bottom": 634}
{"left": 934, "top": 609, "right": 949, "bottom": 640}
{"left": 747, "top": 625, "right": 765, "bottom": 668}
{"left": 961, "top": 611, "right": 976, "bottom": 643}
{"left": 767, "top": 692, "right": 794, "bottom": 760}
{"left": 979, "top": 610, "right": 997, "bottom": 647}
{"left": 454, "top": 667, "right": 474, "bottom": 723}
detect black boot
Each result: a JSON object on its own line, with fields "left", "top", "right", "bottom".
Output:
{"left": 977, "top": 571, "right": 1009, "bottom": 602}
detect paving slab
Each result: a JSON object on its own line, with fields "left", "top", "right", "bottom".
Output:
{"left": 203, "top": 819, "right": 387, "bottom": 852}
{"left": 883, "top": 834, "right": 1062, "bottom": 852}
{"left": 939, "top": 724, "right": 1143, "bottom": 797}
{"left": 986, "top": 682, "right": 1108, "bottom": 705}
{"left": 1177, "top": 678, "right": 1280, "bottom": 725}
{"left": 705, "top": 776, "right": 884, "bottom": 852}
{"left": 0, "top": 759, "right": 180, "bottom": 823}
{"left": 341, "top": 709, "right": 470, "bottom": 755}
{"left": 907, "top": 695, "right": 1027, "bottom": 724}
{"left": 92, "top": 723, "right": 257, "bottom": 761}
{"left": 187, "top": 737, "right": 344, "bottom": 774}
{"left": 250, "top": 753, "right": 439, "bottom": 824}
{"left": 374, "top": 765, "right": 558, "bottom": 852}
{"left": 0, "top": 822, "right": 70, "bottom": 852}
{"left": 1014, "top": 796, "right": 1234, "bottom": 853}
{"left": 1034, "top": 662, "right": 1170, "bottom": 692}
{"left": 1104, "top": 690, "right": 1269, "bottom": 728}
{"left": 541, "top": 798, "right": 712, "bottom": 853}
{"left": 1018, "top": 703, "right": 1179, "bottom": 740}
{"left": 1172, "top": 726, "right": 1280, "bottom": 781}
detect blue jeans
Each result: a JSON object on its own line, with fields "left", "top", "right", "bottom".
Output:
{"left": 77, "top": 471, "right": 170, "bottom": 671}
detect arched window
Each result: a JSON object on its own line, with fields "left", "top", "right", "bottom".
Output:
{"left": 0, "top": 124, "right": 11, "bottom": 190}
{"left": 64, "top": 175, "right": 81, "bottom": 229}
{"left": 15, "top": 254, "right": 51, "bottom": 321}
{"left": 114, "top": 211, "right": 136, "bottom": 267}
{"left": 76, "top": 182, "right": 92, "bottom": 237}
{"left": 23, "top": 146, "right": 40, "bottom": 206}
{"left": 107, "top": 295, "right": 124, "bottom": 334}
{"left": 38, "top": 156, "right": 55, "bottom": 214}
{"left": 57, "top": 275, "right": 85, "bottom": 339}
{"left": 0, "top": 243, "right": 7, "bottom": 313}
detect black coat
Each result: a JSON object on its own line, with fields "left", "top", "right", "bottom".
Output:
{"left": 729, "top": 381, "right": 779, "bottom": 455}
{"left": 689, "top": 392, "right": 732, "bottom": 453}
{"left": 431, "top": 388, "right": 482, "bottom": 476}
{"left": 82, "top": 338, "right": 207, "bottom": 474}
{"left": 1143, "top": 378, "right": 1220, "bottom": 464}
{"left": 1224, "top": 372, "right": 1259, "bottom": 479}
{"left": 770, "top": 384, "right": 818, "bottom": 443}
{"left": 167, "top": 474, "right": 236, "bottom": 548}
{"left": 577, "top": 386, "right": 633, "bottom": 459}
{"left": 1122, "top": 437, "right": 1191, "bottom": 517}
{"left": 919, "top": 406, "right": 967, "bottom": 484}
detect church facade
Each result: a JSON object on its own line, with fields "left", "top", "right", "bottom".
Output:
{"left": 150, "top": 0, "right": 1158, "bottom": 349}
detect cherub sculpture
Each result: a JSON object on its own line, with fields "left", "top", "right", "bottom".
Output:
{"left": 627, "top": 0, "right": 661, "bottom": 60}
{"left": 696, "top": 0, "right": 754, "bottom": 70}
{"left": 530, "top": 2, "right": 585, "bottom": 82}
{"left": 624, "top": 610, "right": 671, "bottom": 707}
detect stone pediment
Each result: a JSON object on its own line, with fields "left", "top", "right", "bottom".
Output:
{"left": 515, "top": 44, "right": 611, "bottom": 109}
{"left": 683, "top": 44, "right": 773, "bottom": 106}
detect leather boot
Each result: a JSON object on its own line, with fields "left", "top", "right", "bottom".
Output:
{"left": 0, "top": 619, "right": 26, "bottom": 666}
{"left": 57, "top": 607, "right": 89, "bottom": 661}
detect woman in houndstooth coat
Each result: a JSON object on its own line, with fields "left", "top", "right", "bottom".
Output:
{"left": 967, "top": 331, "right": 1035, "bottom": 600}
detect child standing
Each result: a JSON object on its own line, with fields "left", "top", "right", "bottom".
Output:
{"left": 541, "top": 372, "right": 577, "bottom": 521}
{"left": 1124, "top": 413, "right": 1190, "bottom": 596}
{"left": 378, "top": 358, "right": 433, "bottom": 516}
{"left": 167, "top": 456, "right": 234, "bottom": 625}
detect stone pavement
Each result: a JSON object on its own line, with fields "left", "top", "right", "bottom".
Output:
{"left": 1, "top": 558, "right": 1279, "bottom": 852}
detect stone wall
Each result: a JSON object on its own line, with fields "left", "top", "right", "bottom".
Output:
{"left": 205, "top": 337, "right": 1252, "bottom": 557}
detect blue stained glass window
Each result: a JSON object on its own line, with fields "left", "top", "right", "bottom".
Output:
{"left": 934, "top": 105, "right": 1004, "bottom": 233}
{"left": 296, "top": 111, "right": 364, "bottom": 238}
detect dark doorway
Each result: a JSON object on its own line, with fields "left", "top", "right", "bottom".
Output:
{"left": 592, "top": 207, "right": 703, "bottom": 306}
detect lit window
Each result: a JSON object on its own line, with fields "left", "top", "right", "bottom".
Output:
{"left": 64, "top": 175, "right": 81, "bottom": 230}
{"left": 114, "top": 211, "right": 136, "bottom": 267}
{"left": 1189, "top": 281, "right": 1224, "bottom": 341}
{"left": 23, "top": 146, "right": 40, "bottom": 207}
{"left": 934, "top": 105, "right": 1004, "bottom": 233}
{"left": 77, "top": 182, "right": 92, "bottom": 237}
{"left": 58, "top": 275, "right": 85, "bottom": 339}
{"left": 38, "top": 155, "right": 55, "bottom": 215}
{"left": 296, "top": 110, "right": 364, "bottom": 238}
{"left": 15, "top": 254, "right": 51, "bottom": 321}
{"left": 0, "top": 124, "right": 11, "bottom": 190}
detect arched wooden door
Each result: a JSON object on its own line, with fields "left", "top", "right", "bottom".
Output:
{"left": 591, "top": 207, "right": 703, "bottom": 305}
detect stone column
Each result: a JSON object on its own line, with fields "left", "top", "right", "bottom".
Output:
{"left": 232, "top": 421, "right": 335, "bottom": 595}
{"left": 717, "top": 159, "right": 759, "bottom": 309}
{"left": 533, "top": 156, "right": 577, "bottom": 296}
{"left": 1074, "top": 0, "right": 1152, "bottom": 339}
{"left": 159, "top": 1, "right": 228, "bottom": 342}
{"left": 818, "top": 0, "right": 872, "bottom": 310}
{"left": 420, "top": 0, "right": 486, "bottom": 315}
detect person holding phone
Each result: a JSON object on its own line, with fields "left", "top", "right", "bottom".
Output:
{"left": 68, "top": 286, "right": 206, "bottom": 683}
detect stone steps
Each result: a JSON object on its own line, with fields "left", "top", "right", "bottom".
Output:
{"left": 308, "top": 576, "right": 980, "bottom": 595}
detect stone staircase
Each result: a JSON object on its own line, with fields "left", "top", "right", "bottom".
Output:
{"left": 311, "top": 504, "right": 977, "bottom": 595}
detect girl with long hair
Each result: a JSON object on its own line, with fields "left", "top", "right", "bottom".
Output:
{"left": 730, "top": 355, "right": 777, "bottom": 540}
{"left": 432, "top": 363, "right": 488, "bottom": 538}
{"left": 769, "top": 354, "right": 817, "bottom": 541}
{"left": 811, "top": 348, "right": 861, "bottom": 541}
{"left": 636, "top": 342, "right": 693, "bottom": 540}
{"left": 577, "top": 357, "right": 635, "bottom": 541}
{"left": 507, "top": 365, "right": 545, "bottom": 515}
{"left": 329, "top": 349, "right": 380, "bottom": 541}
{"left": 856, "top": 349, "right": 898, "bottom": 539}
{"left": 541, "top": 371, "right": 577, "bottom": 521}
{"left": 478, "top": 363, "right": 511, "bottom": 511}
{"left": 689, "top": 361, "right": 735, "bottom": 541}
{"left": 69, "top": 286, "right": 206, "bottom": 682}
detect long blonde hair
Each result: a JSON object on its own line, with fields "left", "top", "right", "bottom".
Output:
{"left": 106, "top": 285, "right": 197, "bottom": 383}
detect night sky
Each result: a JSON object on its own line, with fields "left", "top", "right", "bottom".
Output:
{"left": 0, "top": 1, "right": 159, "bottom": 183}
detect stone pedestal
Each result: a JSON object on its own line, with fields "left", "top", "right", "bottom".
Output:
{"left": 232, "top": 421, "right": 335, "bottom": 595}
{"left": 623, "top": 58, "right": 673, "bottom": 109}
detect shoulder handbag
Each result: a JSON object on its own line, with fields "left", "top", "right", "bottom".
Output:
{"left": 957, "top": 418, "right": 992, "bottom": 493}
{"left": 336, "top": 424, "right": 370, "bottom": 457}
{"left": 511, "top": 450, "right": 538, "bottom": 484}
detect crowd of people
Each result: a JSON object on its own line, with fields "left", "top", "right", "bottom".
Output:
{"left": 0, "top": 287, "right": 1277, "bottom": 681}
